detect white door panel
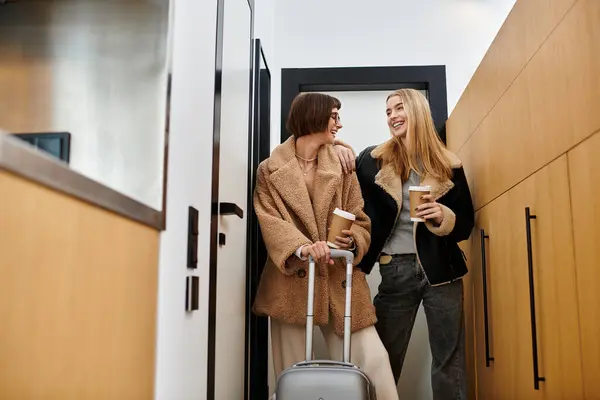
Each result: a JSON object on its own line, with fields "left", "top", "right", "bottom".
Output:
{"left": 215, "top": 0, "right": 252, "bottom": 398}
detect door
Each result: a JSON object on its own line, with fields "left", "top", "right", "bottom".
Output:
{"left": 473, "top": 156, "right": 583, "bottom": 399}
{"left": 471, "top": 193, "right": 519, "bottom": 400}
{"left": 470, "top": 207, "right": 495, "bottom": 400}
{"left": 509, "top": 155, "right": 583, "bottom": 399}
{"left": 459, "top": 235, "right": 477, "bottom": 400}
{"left": 210, "top": 0, "right": 254, "bottom": 398}
{"left": 567, "top": 131, "right": 600, "bottom": 400}
{"left": 278, "top": 67, "right": 449, "bottom": 399}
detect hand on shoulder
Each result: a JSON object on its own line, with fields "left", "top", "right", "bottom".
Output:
{"left": 333, "top": 139, "right": 356, "bottom": 174}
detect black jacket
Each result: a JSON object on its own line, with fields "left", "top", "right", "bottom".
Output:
{"left": 355, "top": 143, "right": 474, "bottom": 285}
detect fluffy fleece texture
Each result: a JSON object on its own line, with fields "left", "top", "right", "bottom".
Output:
{"left": 252, "top": 137, "right": 375, "bottom": 336}
{"left": 367, "top": 142, "right": 461, "bottom": 237}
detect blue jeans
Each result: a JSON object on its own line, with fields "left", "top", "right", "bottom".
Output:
{"left": 374, "top": 254, "right": 466, "bottom": 400}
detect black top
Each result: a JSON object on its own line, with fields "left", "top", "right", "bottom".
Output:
{"left": 355, "top": 145, "right": 474, "bottom": 285}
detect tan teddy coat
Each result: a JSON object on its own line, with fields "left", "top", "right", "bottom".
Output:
{"left": 252, "top": 137, "right": 375, "bottom": 336}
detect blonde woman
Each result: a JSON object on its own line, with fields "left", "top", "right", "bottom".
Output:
{"left": 254, "top": 92, "right": 399, "bottom": 400}
{"left": 334, "top": 89, "right": 474, "bottom": 399}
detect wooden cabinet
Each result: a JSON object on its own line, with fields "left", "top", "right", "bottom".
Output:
{"left": 0, "top": 171, "right": 160, "bottom": 398}
{"left": 460, "top": 238, "right": 478, "bottom": 400}
{"left": 471, "top": 188, "right": 522, "bottom": 399}
{"left": 568, "top": 132, "right": 600, "bottom": 399}
{"left": 469, "top": 207, "right": 496, "bottom": 400}
{"left": 467, "top": 156, "right": 585, "bottom": 399}
{"left": 509, "top": 156, "right": 583, "bottom": 399}
{"left": 450, "top": 1, "right": 600, "bottom": 397}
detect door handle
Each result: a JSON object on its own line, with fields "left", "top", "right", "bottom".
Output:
{"left": 480, "top": 229, "right": 494, "bottom": 367}
{"left": 219, "top": 202, "right": 244, "bottom": 219}
{"left": 525, "top": 207, "right": 545, "bottom": 390}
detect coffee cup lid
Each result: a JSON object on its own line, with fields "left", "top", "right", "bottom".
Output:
{"left": 408, "top": 185, "right": 431, "bottom": 192}
{"left": 333, "top": 207, "right": 356, "bottom": 220}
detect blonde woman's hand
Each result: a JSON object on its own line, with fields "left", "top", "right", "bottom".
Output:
{"left": 416, "top": 194, "right": 444, "bottom": 225}
{"left": 334, "top": 145, "right": 355, "bottom": 174}
{"left": 301, "top": 241, "right": 334, "bottom": 264}
{"left": 334, "top": 229, "right": 355, "bottom": 250}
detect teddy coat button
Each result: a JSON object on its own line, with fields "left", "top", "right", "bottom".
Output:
{"left": 341, "top": 280, "right": 346, "bottom": 289}
{"left": 297, "top": 269, "right": 306, "bottom": 278}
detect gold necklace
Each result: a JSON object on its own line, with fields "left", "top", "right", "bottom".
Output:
{"left": 299, "top": 162, "right": 316, "bottom": 176}
{"left": 295, "top": 153, "right": 317, "bottom": 162}
{"left": 296, "top": 156, "right": 317, "bottom": 176}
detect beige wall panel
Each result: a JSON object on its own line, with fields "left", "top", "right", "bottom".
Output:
{"left": 464, "top": 0, "right": 600, "bottom": 209}
{"left": 0, "top": 171, "right": 160, "bottom": 399}
{"left": 567, "top": 131, "right": 600, "bottom": 400}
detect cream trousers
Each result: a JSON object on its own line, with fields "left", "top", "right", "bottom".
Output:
{"left": 271, "top": 318, "right": 399, "bottom": 400}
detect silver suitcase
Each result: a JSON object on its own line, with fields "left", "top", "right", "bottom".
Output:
{"left": 274, "top": 249, "right": 376, "bottom": 400}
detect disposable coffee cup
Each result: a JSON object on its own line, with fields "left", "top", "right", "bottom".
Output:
{"left": 327, "top": 208, "right": 355, "bottom": 248}
{"left": 409, "top": 185, "right": 432, "bottom": 222}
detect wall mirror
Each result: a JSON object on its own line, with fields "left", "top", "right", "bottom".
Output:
{"left": 0, "top": 0, "right": 173, "bottom": 223}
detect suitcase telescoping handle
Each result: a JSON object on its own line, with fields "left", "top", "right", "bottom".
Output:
{"left": 306, "top": 249, "right": 354, "bottom": 364}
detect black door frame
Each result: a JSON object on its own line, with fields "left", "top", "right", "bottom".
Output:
{"left": 208, "top": 0, "right": 255, "bottom": 399}
{"left": 280, "top": 65, "right": 448, "bottom": 143}
{"left": 244, "top": 38, "right": 271, "bottom": 400}
{"left": 243, "top": 65, "right": 448, "bottom": 400}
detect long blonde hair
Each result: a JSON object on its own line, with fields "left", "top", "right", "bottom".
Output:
{"left": 378, "top": 88, "right": 452, "bottom": 182}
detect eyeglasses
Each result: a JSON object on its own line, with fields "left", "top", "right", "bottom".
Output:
{"left": 331, "top": 113, "right": 341, "bottom": 124}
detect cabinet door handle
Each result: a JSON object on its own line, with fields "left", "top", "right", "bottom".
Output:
{"left": 525, "top": 207, "right": 545, "bottom": 390}
{"left": 480, "top": 229, "right": 494, "bottom": 367}
{"left": 219, "top": 202, "right": 244, "bottom": 219}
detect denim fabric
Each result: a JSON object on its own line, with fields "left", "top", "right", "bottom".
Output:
{"left": 374, "top": 254, "right": 467, "bottom": 400}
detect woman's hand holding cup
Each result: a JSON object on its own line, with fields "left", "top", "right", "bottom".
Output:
{"left": 416, "top": 194, "right": 444, "bottom": 225}
{"left": 334, "top": 229, "right": 355, "bottom": 250}
{"left": 327, "top": 208, "right": 356, "bottom": 249}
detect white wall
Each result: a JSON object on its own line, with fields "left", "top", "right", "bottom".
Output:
{"left": 268, "top": 0, "right": 517, "bottom": 148}
{"left": 254, "top": 0, "right": 276, "bottom": 65}
{"left": 154, "top": 0, "right": 217, "bottom": 398}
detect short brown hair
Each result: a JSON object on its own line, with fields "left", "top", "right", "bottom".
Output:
{"left": 286, "top": 93, "right": 341, "bottom": 138}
